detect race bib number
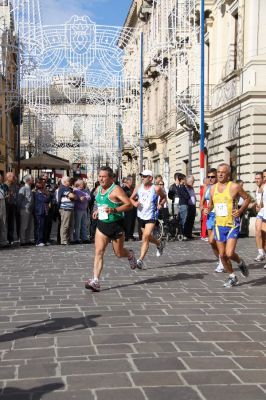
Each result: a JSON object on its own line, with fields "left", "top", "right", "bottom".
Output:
{"left": 174, "top": 197, "right": 179, "bottom": 205}
{"left": 215, "top": 203, "right": 228, "bottom": 217}
{"left": 98, "top": 205, "right": 108, "bottom": 220}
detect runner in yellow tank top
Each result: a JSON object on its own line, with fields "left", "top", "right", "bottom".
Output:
{"left": 208, "top": 163, "right": 250, "bottom": 288}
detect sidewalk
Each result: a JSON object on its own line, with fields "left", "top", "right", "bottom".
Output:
{"left": 0, "top": 237, "right": 266, "bottom": 399}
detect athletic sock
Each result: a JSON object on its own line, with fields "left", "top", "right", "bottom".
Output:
{"left": 258, "top": 249, "right": 265, "bottom": 256}
{"left": 93, "top": 277, "right": 99, "bottom": 282}
{"left": 229, "top": 273, "right": 236, "bottom": 278}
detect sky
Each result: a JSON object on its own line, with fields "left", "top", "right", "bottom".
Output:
{"left": 40, "top": 0, "right": 133, "bottom": 27}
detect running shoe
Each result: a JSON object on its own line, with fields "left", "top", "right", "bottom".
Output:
{"left": 156, "top": 239, "right": 165, "bottom": 257}
{"left": 264, "top": 265, "right": 266, "bottom": 270}
{"left": 223, "top": 276, "right": 239, "bottom": 288}
{"left": 215, "top": 263, "right": 224, "bottom": 273}
{"left": 137, "top": 259, "right": 144, "bottom": 269}
{"left": 36, "top": 243, "right": 45, "bottom": 247}
{"left": 238, "top": 259, "right": 249, "bottom": 278}
{"left": 85, "top": 279, "right": 100, "bottom": 292}
{"left": 128, "top": 250, "right": 138, "bottom": 270}
{"left": 254, "top": 253, "right": 265, "bottom": 262}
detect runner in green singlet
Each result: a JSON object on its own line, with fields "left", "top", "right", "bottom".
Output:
{"left": 85, "top": 166, "right": 138, "bottom": 292}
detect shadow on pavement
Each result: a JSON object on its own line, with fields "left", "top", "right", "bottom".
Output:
{"left": 248, "top": 263, "right": 265, "bottom": 271}
{"left": 1, "top": 382, "right": 64, "bottom": 399}
{"left": 105, "top": 272, "right": 208, "bottom": 291}
{"left": 148, "top": 259, "right": 217, "bottom": 269}
{"left": 238, "top": 276, "right": 266, "bottom": 287}
{"left": 0, "top": 315, "right": 100, "bottom": 343}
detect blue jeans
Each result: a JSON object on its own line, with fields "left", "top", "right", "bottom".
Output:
{"left": 35, "top": 215, "right": 45, "bottom": 244}
{"left": 74, "top": 210, "right": 88, "bottom": 241}
{"left": 179, "top": 205, "right": 188, "bottom": 234}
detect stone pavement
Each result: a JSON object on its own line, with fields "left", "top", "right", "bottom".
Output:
{"left": 0, "top": 237, "right": 266, "bottom": 400}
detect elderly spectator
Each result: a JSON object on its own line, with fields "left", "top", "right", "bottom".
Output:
{"left": 5, "top": 172, "right": 18, "bottom": 245}
{"left": 18, "top": 175, "right": 34, "bottom": 246}
{"left": 185, "top": 175, "right": 197, "bottom": 239}
{"left": 73, "top": 179, "right": 90, "bottom": 243}
{"left": 0, "top": 174, "right": 8, "bottom": 247}
{"left": 56, "top": 176, "right": 76, "bottom": 245}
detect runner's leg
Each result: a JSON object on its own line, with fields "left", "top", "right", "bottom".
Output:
{"left": 93, "top": 228, "right": 109, "bottom": 279}
{"left": 208, "top": 229, "right": 219, "bottom": 258}
{"left": 139, "top": 223, "right": 157, "bottom": 260}
{"left": 255, "top": 218, "right": 265, "bottom": 259}
{"left": 225, "top": 238, "right": 241, "bottom": 264}
{"left": 112, "top": 234, "right": 130, "bottom": 258}
{"left": 216, "top": 241, "right": 233, "bottom": 273}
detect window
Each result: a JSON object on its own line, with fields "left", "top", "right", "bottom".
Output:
{"left": 153, "top": 159, "right": 160, "bottom": 176}
{"left": 228, "top": 146, "right": 237, "bottom": 181}
{"left": 183, "top": 160, "right": 189, "bottom": 176}
{"left": 233, "top": 12, "right": 238, "bottom": 70}
{"left": 164, "top": 158, "right": 170, "bottom": 189}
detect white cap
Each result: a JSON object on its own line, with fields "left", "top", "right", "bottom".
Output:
{"left": 140, "top": 169, "right": 153, "bottom": 177}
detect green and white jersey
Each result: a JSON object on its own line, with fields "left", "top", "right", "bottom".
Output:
{"left": 96, "top": 183, "right": 124, "bottom": 223}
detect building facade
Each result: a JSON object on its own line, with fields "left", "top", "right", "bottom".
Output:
{"left": 0, "top": 2, "right": 19, "bottom": 175}
{"left": 121, "top": 0, "right": 266, "bottom": 195}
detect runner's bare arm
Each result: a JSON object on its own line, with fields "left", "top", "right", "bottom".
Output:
{"left": 206, "top": 186, "right": 215, "bottom": 214}
{"left": 232, "top": 184, "right": 250, "bottom": 217}
{"left": 200, "top": 185, "right": 207, "bottom": 211}
{"left": 130, "top": 185, "right": 141, "bottom": 208}
{"left": 107, "top": 186, "right": 132, "bottom": 214}
{"left": 155, "top": 186, "right": 167, "bottom": 207}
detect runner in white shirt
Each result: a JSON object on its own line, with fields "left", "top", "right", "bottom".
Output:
{"left": 130, "top": 170, "right": 166, "bottom": 269}
{"left": 254, "top": 172, "right": 265, "bottom": 262}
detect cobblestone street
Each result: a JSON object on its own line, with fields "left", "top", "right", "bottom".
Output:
{"left": 1, "top": 237, "right": 266, "bottom": 400}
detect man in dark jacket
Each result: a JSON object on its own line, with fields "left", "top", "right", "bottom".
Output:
{"left": 168, "top": 173, "right": 190, "bottom": 236}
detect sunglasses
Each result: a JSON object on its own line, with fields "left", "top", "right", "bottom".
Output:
{"left": 158, "top": 183, "right": 164, "bottom": 186}
{"left": 141, "top": 175, "right": 148, "bottom": 178}
{"left": 208, "top": 176, "right": 216, "bottom": 179}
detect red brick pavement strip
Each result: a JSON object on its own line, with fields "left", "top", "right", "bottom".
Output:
{"left": 0, "top": 238, "right": 266, "bottom": 399}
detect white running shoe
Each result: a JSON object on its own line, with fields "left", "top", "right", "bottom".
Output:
{"left": 263, "top": 265, "right": 266, "bottom": 270}
{"left": 36, "top": 243, "right": 45, "bottom": 247}
{"left": 156, "top": 239, "right": 165, "bottom": 257}
{"left": 136, "top": 259, "right": 144, "bottom": 269}
{"left": 215, "top": 263, "right": 224, "bottom": 273}
{"left": 254, "top": 253, "right": 265, "bottom": 262}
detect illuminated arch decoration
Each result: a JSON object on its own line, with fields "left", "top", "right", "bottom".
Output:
{"left": 0, "top": 0, "right": 139, "bottom": 177}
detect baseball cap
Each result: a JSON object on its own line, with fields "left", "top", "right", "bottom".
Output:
{"left": 140, "top": 169, "right": 153, "bottom": 177}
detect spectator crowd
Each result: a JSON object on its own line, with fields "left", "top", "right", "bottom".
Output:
{"left": 0, "top": 169, "right": 265, "bottom": 268}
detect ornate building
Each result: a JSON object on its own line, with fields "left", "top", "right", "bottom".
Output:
{"left": 0, "top": 1, "right": 19, "bottom": 175}
{"left": 121, "top": 0, "right": 266, "bottom": 195}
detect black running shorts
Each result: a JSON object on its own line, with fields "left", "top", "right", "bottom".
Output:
{"left": 97, "top": 219, "right": 125, "bottom": 240}
{"left": 138, "top": 217, "right": 157, "bottom": 229}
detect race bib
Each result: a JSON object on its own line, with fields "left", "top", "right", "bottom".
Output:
{"left": 98, "top": 205, "right": 108, "bottom": 220}
{"left": 215, "top": 203, "right": 228, "bottom": 217}
{"left": 174, "top": 197, "right": 179, "bottom": 205}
